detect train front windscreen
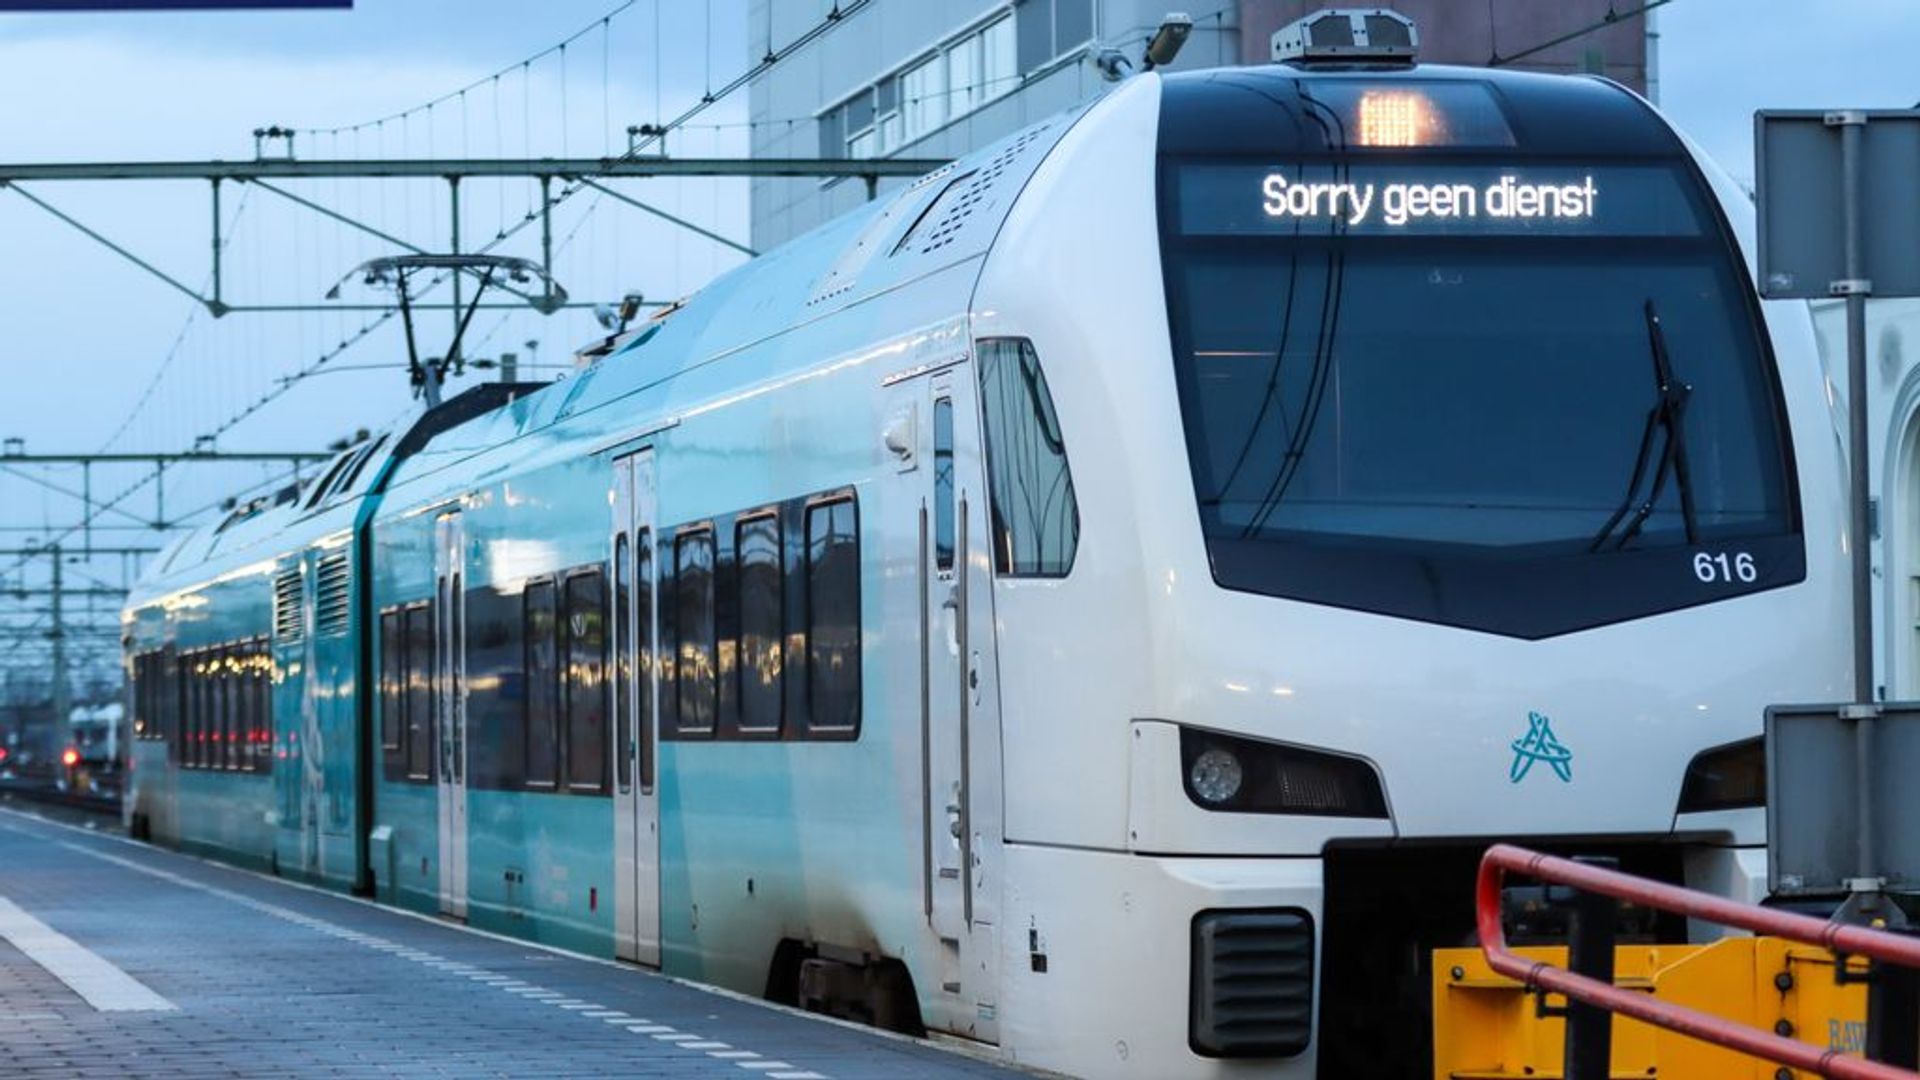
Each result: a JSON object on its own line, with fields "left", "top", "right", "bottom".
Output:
{"left": 1156, "top": 80, "right": 1800, "bottom": 639}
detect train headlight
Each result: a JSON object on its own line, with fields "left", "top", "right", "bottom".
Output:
{"left": 1179, "top": 727, "right": 1388, "bottom": 818}
{"left": 1189, "top": 748, "right": 1245, "bottom": 805}
{"left": 1677, "top": 736, "right": 1765, "bottom": 813}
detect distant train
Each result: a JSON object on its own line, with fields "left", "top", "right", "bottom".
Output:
{"left": 123, "top": 40, "right": 1845, "bottom": 1080}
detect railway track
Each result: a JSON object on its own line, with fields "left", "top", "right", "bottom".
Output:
{"left": 0, "top": 779, "right": 121, "bottom": 818}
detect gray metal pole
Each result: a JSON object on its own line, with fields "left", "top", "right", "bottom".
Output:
{"left": 49, "top": 543, "right": 68, "bottom": 772}
{"left": 210, "top": 178, "right": 224, "bottom": 315}
{"left": 449, "top": 176, "right": 462, "bottom": 345}
{"left": 539, "top": 176, "right": 554, "bottom": 309}
{"left": 1835, "top": 110, "right": 1879, "bottom": 885}
{"left": 1840, "top": 112, "right": 1873, "bottom": 706}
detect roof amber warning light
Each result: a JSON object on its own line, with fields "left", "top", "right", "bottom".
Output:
{"left": 1356, "top": 90, "right": 1438, "bottom": 146}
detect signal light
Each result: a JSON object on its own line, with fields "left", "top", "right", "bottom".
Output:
{"left": 61, "top": 748, "right": 80, "bottom": 768}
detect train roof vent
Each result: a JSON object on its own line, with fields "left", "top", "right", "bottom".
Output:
{"left": 806, "top": 174, "right": 948, "bottom": 307}
{"left": 313, "top": 553, "right": 351, "bottom": 638}
{"left": 1272, "top": 8, "right": 1417, "bottom": 64}
{"left": 893, "top": 121, "right": 1053, "bottom": 257}
{"left": 273, "top": 566, "right": 305, "bottom": 645}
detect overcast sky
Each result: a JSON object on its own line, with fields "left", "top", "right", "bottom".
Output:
{"left": 0, "top": 0, "right": 1914, "bottom": 684}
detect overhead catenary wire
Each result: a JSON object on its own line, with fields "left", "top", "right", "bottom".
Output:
{"left": 1489, "top": 0, "right": 1675, "bottom": 67}
{"left": 25, "top": 0, "right": 869, "bottom": 577}
{"left": 298, "top": 0, "right": 640, "bottom": 137}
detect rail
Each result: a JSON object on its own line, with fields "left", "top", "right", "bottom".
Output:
{"left": 1476, "top": 843, "right": 1920, "bottom": 1080}
{"left": 0, "top": 778, "right": 121, "bottom": 818}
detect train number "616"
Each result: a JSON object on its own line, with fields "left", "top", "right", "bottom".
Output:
{"left": 1693, "top": 551, "right": 1757, "bottom": 584}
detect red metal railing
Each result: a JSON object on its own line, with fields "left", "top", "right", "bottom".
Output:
{"left": 1476, "top": 843, "right": 1920, "bottom": 1080}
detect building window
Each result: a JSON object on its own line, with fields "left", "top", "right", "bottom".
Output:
{"left": 736, "top": 513, "right": 784, "bottom": 734}
{"left": 805, "top": 497, "right": 861, "bottom": 735}
{"left": 1018, "top": 0, "right": 1092, "bottom": 73}
{"left": 524, "top": 580, "right": 559, "bottom": 788}
{"left": 983, "top": 15, "right": 1017, "bottom": 97}
{"left": 673, "top": 528, "right": 718, "bottom": 735}
{"left": 903, "top": 53, "right": 948, "bottom": 143}
{"left": 563, "top": 570, "right": 609, "bottom": 793}
{"left": 947, "top": 32, "right": 983, "bottom": 116}
{"left": 825, "top": 13, "right": 1022, "bottom": 160}
{"left": 978, "top": 338, "right": 1080, "bottom": 577}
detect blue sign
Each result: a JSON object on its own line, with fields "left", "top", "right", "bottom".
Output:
{"left": 1509, "top": 711, "right": 1572, "bottom": 784}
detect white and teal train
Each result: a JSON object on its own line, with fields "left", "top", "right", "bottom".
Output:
{"left": 124, "top": 50, "right": 1848, "bottom": 1079}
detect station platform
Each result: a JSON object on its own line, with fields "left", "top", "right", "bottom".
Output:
{"left": 0, "top": 807, "right": 1027, "bottom": 1079}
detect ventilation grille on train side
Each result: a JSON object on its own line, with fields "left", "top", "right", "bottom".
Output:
{"left": 313, "top": 553, "right": 351, "bottom": 637}
{"left": 893, "top": 121, "right": 1052, "bottom": 257}
{"left": 1190, "top": 909, "right": 1315, "bottom": 1058}
{"left": 273, "top": 567, "right": 305, "bottom": 645}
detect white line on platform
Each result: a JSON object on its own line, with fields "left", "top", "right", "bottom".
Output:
{"left": 0, "top": 896, "right": 174, "bottom": 1012}
{"left": 0, "top": 814, "right": 853, "bottom": 1080}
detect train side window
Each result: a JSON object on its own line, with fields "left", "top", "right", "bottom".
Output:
{"left": 614, "top": 535, "right": 632, "bottom": 794}
{"left": 563, "top": 569, "right": 609, "bottom": 794}
{"left": 977, "top": 337, "right": 1080, "bottom": 577}
{"left": 234, "top": 646, "right": 246, "bottom": 766}
{"left": 405, "top": 603, "right": 435, "bottom": 782}
{"left": 524, "top": 580, "right": 560, "bottom": 788}
{"left": 379, "top": 609, "right": 403, "bottom": 776}
{"left": 637, "top": 530, "right": 655, "bottom": 790}
{"left": 179, "top": 654, "right": 192, "bottom": 765}
{"left": 132, "top": 654, "right": 147, "bottom": 740}
{"left": 450, "top": 574, "right": 464, "bottom": 785}
{"left": 674, "top": 529, "right": 717, "bottom": 735}
{"left": 934, "top": 398, "right": 956, "bottom": 572}
{"left": 256, "top": 639, "right": 274, "bottom": 774}
{"left": 462, "top": 582, "right": 524, "bottom": 789}
{"left": 736, "top": 513, "right": 784, "bottom": 735}
{"left": 237, "top": 644, "right": 253, "bottom": 771}
{"left": 805, "top": 497, "right": 861, "bottom": 736}
{"left": 196, "top": 650, "right": 212, "bottom": 770}
{"left": 198, "top": 649, "right": 214, "bottom": 769}
{"left": 183, "top": 652, "right": 198, "bottom": 768}
{"left": 164, "top": 649, "right": 180, "bottom": 755}
{"left": 142, "top": 653, "right": 157, "bottom": 740}
{"left": 217, "top": 645, "right": 235, "bottom": 770}
{"left": 238, "top": 644, "right": 253, "bottom": 770}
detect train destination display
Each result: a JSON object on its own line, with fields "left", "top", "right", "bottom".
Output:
{"left": 1172, "top": 163, "right": 1702, "bottom": 237}
{"left": 1260, "top": 173, "right": 1596, "bottom": 227}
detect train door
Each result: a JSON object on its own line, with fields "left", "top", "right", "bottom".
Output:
{"left": 612, "top": 450, "right": 662, "bottom": 965}
{"left": 433, "top": 512, "right": 469, "bottom": 919}
{"left": 892, "top": 362, "right": 1005, "bottom": 1042}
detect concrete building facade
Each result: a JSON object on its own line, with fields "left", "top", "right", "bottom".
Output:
{"left": 747, "top": 0, "right": 1652, "bottom": 250}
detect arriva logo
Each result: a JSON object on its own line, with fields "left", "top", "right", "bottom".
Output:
{"left": 1509, "top": 711, "right": 1573, "bottom": 784}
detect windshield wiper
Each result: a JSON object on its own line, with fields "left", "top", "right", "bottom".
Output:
{"left": 1589, "top": 299, "right": 1700, "bottom": 552}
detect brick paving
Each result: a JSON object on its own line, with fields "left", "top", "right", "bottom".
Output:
{"left": 0, "top": 809, "right": 1022, "bottom": 1079}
